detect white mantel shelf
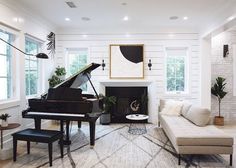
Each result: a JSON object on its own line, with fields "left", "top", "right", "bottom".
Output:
{"left": 99, "top": 80, "right": 153, "bottom": 87}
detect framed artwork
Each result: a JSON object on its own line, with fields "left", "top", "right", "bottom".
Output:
{"left": 109, "top": 44, "right": 144, "bottom": 79}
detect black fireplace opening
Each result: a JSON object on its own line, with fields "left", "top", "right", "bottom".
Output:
{"left": 106, "top": 87, "right": 148, "bottom": 123}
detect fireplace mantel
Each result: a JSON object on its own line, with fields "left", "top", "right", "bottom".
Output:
{"left": 99, "top": 80, "right": 153, "bottom": 87}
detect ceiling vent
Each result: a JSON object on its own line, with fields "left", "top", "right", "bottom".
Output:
{"left": 65, "top": 1, "right": 77, "bottom": 8}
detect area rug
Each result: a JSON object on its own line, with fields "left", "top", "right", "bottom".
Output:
{"left": 4, "top": 124, "right": 230, "bottom": 168}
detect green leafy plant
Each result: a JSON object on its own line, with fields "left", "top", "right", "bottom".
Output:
{"left": 99, "top": 94, "right": 117, "bottom": 113}
{"left": 55, "top": 67, "right": 66, "bottom": 76}
{"left": 211, "top": 77, "right": 228, "bottom": 117}
{"left": 0, "top": 113, "right": 11, "bottom": 121}
{"left": 48, "top": 67, "right": 66, "bottom": 88}
{"left": 48, "top": 75, "right": 63, "bottom": 88}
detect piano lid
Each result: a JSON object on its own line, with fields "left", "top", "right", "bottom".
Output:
{"left": 55, "top": 63, "right": 100, "bottom": 88}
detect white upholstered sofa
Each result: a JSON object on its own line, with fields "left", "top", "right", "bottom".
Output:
{"left": 158, "top": 99, "right": 234, "bottom": 166}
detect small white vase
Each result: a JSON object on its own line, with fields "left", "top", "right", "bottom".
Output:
{"left": 58, "top": 75, "right": 65, "bottom": 81}
{"left": 1, "top": 120, "right": 8, "bottom": 127}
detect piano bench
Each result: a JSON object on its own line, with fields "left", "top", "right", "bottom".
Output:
{"left": 12, "top": 129, "right": 64, "bottom": 167}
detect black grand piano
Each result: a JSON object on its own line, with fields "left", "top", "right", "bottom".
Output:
{"left": 22, "top": 63, "right": 103, "bottom": 146}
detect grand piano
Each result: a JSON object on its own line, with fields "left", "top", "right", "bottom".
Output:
{"left": 22, "top": 63, "right": 103, "bottom": 146}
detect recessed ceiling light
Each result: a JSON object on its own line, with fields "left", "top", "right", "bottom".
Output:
{"left": 169, "top": 16, "right": 178, "bottom": 20}
{"left": 183, "top": 16, "right": 188, "bottom": 20}
{"left": 123, "top": 16, "right": 129, "bottom": 21}
{"left": 65, "top": 17, "right": 71, "bottom": 21}
{"left": 82, "top": 34, "right": 88, "bottom": 38}
{"left": 227, "top": 16, "right": 235, "bottom": 21}
{"left": 81, "top": 17, "right": 91, "bottom": 21}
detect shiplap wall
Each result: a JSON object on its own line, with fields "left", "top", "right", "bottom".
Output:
{"left": 55, "top": 32, "right": 200, "bottom": 123}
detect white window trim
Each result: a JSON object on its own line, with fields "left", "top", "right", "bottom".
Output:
{"left": 164, "top": 46, "right": 191, "bottom": 96}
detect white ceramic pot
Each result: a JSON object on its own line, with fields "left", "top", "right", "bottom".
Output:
{"left": 58, "top": 75, "right": 65, "bottom": 81}
{"left": 1, "top": 120, "right": 8, "bottom": 127}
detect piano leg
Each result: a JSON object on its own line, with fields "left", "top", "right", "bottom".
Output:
{"left": 77, "top": 121, "right": 81, "bottom": 129}
{"left": 64, "top": 120, "right": 71, "bottom": 145}
{"left": 34, "top": 119, "right": 41, "bottom": 130}
{"left": 89, "top": 121, "right": 96, "bottom": 148}
{"left": 59, "top": 120, "right": 71, "bottom": 145}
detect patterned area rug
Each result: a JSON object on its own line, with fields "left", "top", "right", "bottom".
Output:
{"left": 4, "top": 124, "right": 231, "bottom": 168}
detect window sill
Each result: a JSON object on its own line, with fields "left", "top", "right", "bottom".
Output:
{"left": 0, "top": 99, "right": 20, "bottom": 110}
{"left": 26, "top": 94, "right": 39, "bottom": 100}
{"left": 164, "top": 92, "right": 191, "bottom": 97}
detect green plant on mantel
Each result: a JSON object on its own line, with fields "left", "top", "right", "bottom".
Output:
{"left": 0, "top": 113, "right": 11, "bottom": 121}
{"left": 211, "top": 77, "right": 228, "bottom": 117}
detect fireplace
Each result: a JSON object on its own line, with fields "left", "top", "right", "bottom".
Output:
{"left": 106, "top": 87, "right": 148, "bottom": 123}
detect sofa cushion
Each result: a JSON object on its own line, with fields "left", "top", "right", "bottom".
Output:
{"left": 160, "top": 100, "right": 183, "bottom": 116}
{"left": 181, "top": 102, "right": 192, "bottom": 118}
{"left": 160, "top": 114, "right": 233, "bottom": 147}
{"left": 186, "top": 106, "right": 210, "bottom": 126}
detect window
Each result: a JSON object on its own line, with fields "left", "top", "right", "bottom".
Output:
{"left": 25, "top": 37, "right": 41, "bottom": 96}
{"left": 66, "top": 48, "right": 88, "bottom": 91}
{"left": 0, "top": 30, "right": 13, "bottom": 101}
{"left": 166, "top": 47, "right": 188, "bottom": 93}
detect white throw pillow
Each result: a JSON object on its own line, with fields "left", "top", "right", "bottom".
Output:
{"left": 181, "top": 102, "right": 192, "bottom": 118}
{"left": 160, "top": 100, "right": 183, "bottom": 116}
{"left": 186, "top": 106, "right": 211, "bottom": 126}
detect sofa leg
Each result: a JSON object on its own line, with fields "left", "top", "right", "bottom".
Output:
{"left": 178, "top": 154, "right": 181, "bottom": 165}
{"left": 230, "top": 154, "right": 233, "bottom": 166}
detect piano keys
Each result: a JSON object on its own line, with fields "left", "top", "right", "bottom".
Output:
{"left": 22, "top": 63, "right": 104, "bottom": 146}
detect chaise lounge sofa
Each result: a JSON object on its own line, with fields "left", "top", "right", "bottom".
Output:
{"left": 158, "top": 99, "right": 234, "bottom": 166}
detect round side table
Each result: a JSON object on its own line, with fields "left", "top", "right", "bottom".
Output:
{"left": 126, "top": 114, "right": 149, "bottom": 135}
{"left": 0, "top": 123, "right": 20, "bottom": 149}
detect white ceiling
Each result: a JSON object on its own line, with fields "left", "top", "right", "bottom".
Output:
{"left": 8, "top": 0, "right": 236, "bottom": 33}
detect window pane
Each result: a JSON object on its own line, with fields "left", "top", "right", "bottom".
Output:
{"left": 176, "top": 78, "right": 185, "bottom": 91}
{"left": 0, "top": 78, "right": 8, "bottom": 100}
{"left": 0, "top": 32, "right": 10, "bottom": 55}
{"left": 25, "top": 37, "right": 40, "bottom": 96}
{"left": 175, "top": 63, "right": 185, "bottom": 78}
{"left": 167, "top": 57, "right": 175, "bottom": 64}
{"left": 166, "top": 48, "right": 187, "bottom": 93}
{"left": 0, "top": 56, "right": 7, "bottom": 76}
{"left": 167, "top": 78, "right": 176, "bottom": 92}
{"left": 0, "top": 30, "right": 12, "bottom": 100}
{"left": 66, "top": 49, "right": 88, "bottom": 91}
{"left": 167, "top": 63, "right": 175, "bottom": 78}
{"left": 29, "top": 72, "right": 38, "bottom": 95}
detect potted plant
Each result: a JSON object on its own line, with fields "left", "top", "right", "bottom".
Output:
{"left": 55, "top": 67, "right": 66, "bottom": 80}
{"left": 211, "top": 77, "right": 228, "bottom": 126}
{"left": 100, "top": 94, "right": 117, "bottom": 125}
{"left": 48, "top": 75, "right": 62, "bottom": 88}
{"left": 48, "top": 67, "right": 66, "bottom": 88}
{"left": 0, "top": 113, "right": 11, "bottom": 127}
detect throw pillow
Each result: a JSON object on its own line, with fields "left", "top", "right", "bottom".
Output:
{"left": 186, "top": 106, "right": 211, "bottom": 126}
{"left": 181, "top": 102, "right": 192, "bottom": 118}
{"left": 160, "top": 100, "right": 183, "bottom": 116}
